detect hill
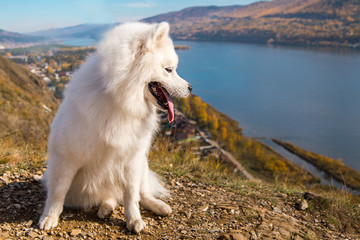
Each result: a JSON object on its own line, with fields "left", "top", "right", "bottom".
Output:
{"left": 0, "top": 49, "right": 359, "bottom": 239}
{"left": 143, "top": 0, "right": 360, "bottom": 47}
{"left": 0, "top": 137, "right": 359, "bottom": 239}
{"left": 0, "top": 55, "right": 58, "bottom": 163}
{"left": 0, "top": 29, "right": 48, "bottom": 46}
{"left": 27, "top": 23, "right": 117, "bottom": 41}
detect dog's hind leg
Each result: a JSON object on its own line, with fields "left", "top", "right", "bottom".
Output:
{"left": 140, "top": 162, "right": 172, "bottom": 216}
{"left": 97, "top": 198, "right": 118, "bottom": 218}
{"left": 39, "top": 157, "right": 79, "bottom": 230}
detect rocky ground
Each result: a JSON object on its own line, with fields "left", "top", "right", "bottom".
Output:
{"left": 0, "top": 166, "right": 359, "bottom": 240}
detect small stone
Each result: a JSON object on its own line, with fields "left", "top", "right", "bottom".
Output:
{"left": 70, "top": 229, "right": 81, "bottom": 236}
{"left": 278, "top": 227, "right": 291, "bottom": 238}
{"left": 250, "top": 231, "right": 258, "bottom": 240}
{"left": 294, "top": 235, "right": 304, "bottom": 240}
{"left": 210, "top": 228, "right": 220, "bottom": 233}
{"left": 199, "top": 205, "right": 208, "bottom": 212}
{"left": 14, "top": 204, "right": 21, "bottom": 210}
{"left": 87, "top": 232, "right": 95, "bottom": 238}
{"left": 297, "top": 199, "right": 308, "bottom": 211}
{"left": 1, "top": 225, "right": 11, "bottom": 231}
{"left": 0, "top": 176, "right": 9, "bottom": 184}
{"left": 272, "top": 207, "right": 282, "bottom": 214}
{"left": 328, "top": 223, "right": 336, "bottom": 231}
{"left": 24, "top": 220, "right": 33, "bottom": 228}
{"left": 218, "top": 234, "right": 231, "bottom": 240}
{"left": 277, "top": 193, "right": 287, "bottom": 198}
{"left": 231, "top": 233, "right": 246, "bottom": 240}
{"left": 33, "top": 175, "right": 42, "bottom": 181}
{"left": 28, "top": 231, "right": 39, "bottom": 238}
{"left": 62, "top": 213, "right": 73, "bottom": 219}
{"left": 301, "top": 199, "right": 308, "bottom": 210}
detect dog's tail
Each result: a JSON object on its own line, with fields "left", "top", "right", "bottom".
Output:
{"left": 147, "top": 170, "right": 170, "bottom": 199}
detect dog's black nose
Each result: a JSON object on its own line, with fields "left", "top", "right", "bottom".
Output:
{"left": 188, "top": 84, "right": 193, "bottom": 93}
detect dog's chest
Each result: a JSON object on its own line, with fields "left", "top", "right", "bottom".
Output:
{"left": 102, "top": 111, "right": 159, "bottom": 154}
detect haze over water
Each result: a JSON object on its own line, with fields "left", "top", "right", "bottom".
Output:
{"left": 175, "top": 41, "right": 360, "bottom": 172}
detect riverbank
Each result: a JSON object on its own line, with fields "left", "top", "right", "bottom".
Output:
{"left": 272, "top": 139, "right": 360, "bottom": 191}
{"left": 174, "top": 45, "right": 190, "bottom": 50}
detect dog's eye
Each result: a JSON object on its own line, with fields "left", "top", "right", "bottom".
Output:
{"left": 165, "top": 67, "right": 172, "bottom": 73}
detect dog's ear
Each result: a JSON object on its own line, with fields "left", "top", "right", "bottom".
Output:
{"left": 146, "top": 22, "right": 170, "bottom": 50}
{"left": 133, "top": 22, "right": 170, "bottom": 57}
{"left": 153, "top": 22, "right": 169, "bottom": 43}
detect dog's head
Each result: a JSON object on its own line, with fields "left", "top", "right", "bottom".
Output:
{"left": 142, "top": 22, "right": 192, "bottom": 123}
{"left": 98, "top": 22, "right": 192, "bottom": 123}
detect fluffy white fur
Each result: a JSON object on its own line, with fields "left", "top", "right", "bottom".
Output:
{"left": 39, "top": 22, "right": 191, "bottom": 233}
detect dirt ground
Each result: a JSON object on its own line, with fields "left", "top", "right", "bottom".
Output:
{"left": 0, "top": 167, "right": 359, "bottom": 240}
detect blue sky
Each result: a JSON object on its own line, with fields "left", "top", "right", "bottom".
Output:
{"left": 1, "top": 0, "right": 264, "bottom": 33}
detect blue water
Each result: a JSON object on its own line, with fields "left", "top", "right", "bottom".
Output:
{"left": 174, "top": 41, "right": 360, "bottom": 173}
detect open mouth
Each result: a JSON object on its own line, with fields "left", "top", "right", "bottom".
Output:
{"left": 148, "top": 82, "right": 174, "bottom": 123}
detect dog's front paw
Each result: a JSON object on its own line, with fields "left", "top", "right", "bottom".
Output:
{"left": 39, "top": 215, "right": 58, "bottom": 230}
{"left": 126, "top": 218, "right": 146, "bottom": 234}
{"left": 154, "top": 202, "right": 172, "bottom": 216}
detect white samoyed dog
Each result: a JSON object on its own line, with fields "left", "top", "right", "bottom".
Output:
{"left": 39, "top": 22, "right": 192, "bottom": 233}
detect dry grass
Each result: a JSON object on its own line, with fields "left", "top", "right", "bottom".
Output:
{"left": 149, "top": 136, "right": 243, "bottom": 186}
{"left": 148, "top": 135, "right": 360, "bottom": 232}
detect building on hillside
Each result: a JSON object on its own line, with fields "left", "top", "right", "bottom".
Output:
{"left": 43, "top": 77, "right": 51, "bottom": 85}
{"left": 172, "top": 117, "right": 197, "bottom": 140}
{"left": 58, "top": 71, "right": 67, "bottom": 78}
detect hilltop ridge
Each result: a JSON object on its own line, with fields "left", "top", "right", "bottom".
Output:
{"left": 27, "top": 23, "right": 116, "bottom": 41}
{"left": 0, "top": 29, "right": 52, "bottom": 48}
{"left": 143, "top": 0, "right": 360, "bottom": 47}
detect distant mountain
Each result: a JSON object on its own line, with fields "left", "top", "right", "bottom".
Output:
{"left": 143, "top": 0, "right": 360, "bottom": 47}
{"left": 0, "top": 29, "right": 47, "bottom": 44}
{"left": 27, "top": 23, "right": 117, "bottom": 40}
{"left": 11, "top": 0, "right": 360, "bottom": 47}
{"left": 0, "top": 55, "right": 58, "bottom": 145}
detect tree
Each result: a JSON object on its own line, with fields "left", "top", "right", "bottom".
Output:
{"left": 47, "top": 66, "right": 54, "bottom": 75}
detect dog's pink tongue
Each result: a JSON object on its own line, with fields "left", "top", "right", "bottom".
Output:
{"left": 160, "top": 88, "right": 174, "bottom": 123}
{"left": 167, "top": 99, "right": 174, "bottom": 123}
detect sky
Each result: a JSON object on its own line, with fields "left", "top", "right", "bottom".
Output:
{"left": 0, "top": 0, "right": 264, "bottom": 33}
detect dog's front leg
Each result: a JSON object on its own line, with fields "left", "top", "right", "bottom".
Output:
{"left": 124, "top": 154, "right": 146, "bottom": 234}
{"left": 39, "top": 160, "right": 78, "bottom": 230}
